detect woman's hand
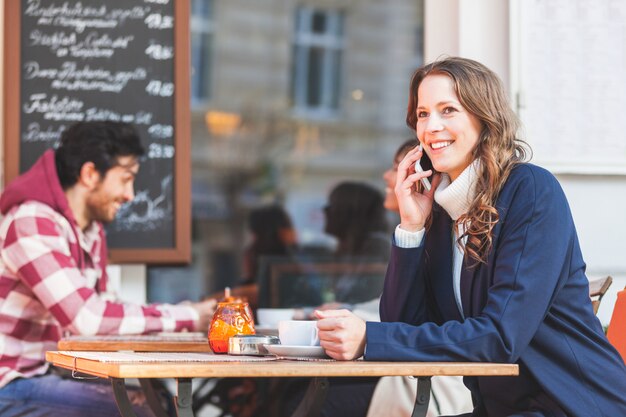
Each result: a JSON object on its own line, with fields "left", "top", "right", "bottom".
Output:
{"left": 395, "top": 145, "right": 442, "bottom": 231}
{"left": 314, "top": 309, "right": 366, "bottom": 360}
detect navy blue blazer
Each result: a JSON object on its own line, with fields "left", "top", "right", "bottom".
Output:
{"left": 366, "top": 164, "right": 626, "bottom": 417}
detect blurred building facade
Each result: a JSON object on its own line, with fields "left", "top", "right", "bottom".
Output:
{"left": 148, "top": 0, "right": 425, "bottom": 299}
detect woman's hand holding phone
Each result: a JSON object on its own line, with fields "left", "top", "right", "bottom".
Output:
{"left": 394, "top": 143, "right": 440, "bottom": 232}
{"left": 414, "top": 145, "right": 432, "bottom": 191}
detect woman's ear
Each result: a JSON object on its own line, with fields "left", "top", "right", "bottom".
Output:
{"left": 78, "top": 162, "right": 102, "bottom": 190}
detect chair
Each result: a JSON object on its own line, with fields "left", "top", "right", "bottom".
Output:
{"left": 257, "top": 256, "right": 388, "bottom": 308}
{"left": 606, "top": 286, "right": 626, "bottom": 363}
{"left": 589, "top": 276, "right": 613, "bottom": 315}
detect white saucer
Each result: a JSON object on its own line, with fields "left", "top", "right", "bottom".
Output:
{"left": 264, "top": 344, "right": 329, "bottom": 358}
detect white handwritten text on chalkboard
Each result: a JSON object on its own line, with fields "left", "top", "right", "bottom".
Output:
{"left": 20, "top": 0, "right": 178, "bottom": 245}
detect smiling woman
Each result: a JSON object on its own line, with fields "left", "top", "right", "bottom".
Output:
{"left": 315, "top": 56, "right": 626, "bottom": 417}
{"left": 402, "top": 57, "right": 527, "bottom": 264}
{"left": 415, "top": 73, "right": 482, "bottom": 181}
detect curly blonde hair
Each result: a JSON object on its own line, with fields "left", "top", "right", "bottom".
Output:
{"left": 406, "top": 57, "right": 530, "bottom": 265}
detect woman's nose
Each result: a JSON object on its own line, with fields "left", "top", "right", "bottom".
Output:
{"left": 425, "top": 113, "right": 444, "bottom": 133}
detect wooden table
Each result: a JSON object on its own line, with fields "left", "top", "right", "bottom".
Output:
{"left": 57, "top": 334, "right": 212, "bottom": 352}
{"left": 46, "top": 350, "right": 518, "bottom": 417}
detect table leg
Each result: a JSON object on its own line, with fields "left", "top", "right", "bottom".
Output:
{"left": 174, "top": 378, "right": 195, "bottom": 417}
{"left": 410, "top": 376, "right": 432, "bottom": 417}
{"left": 291, "top": 377, "right": 329, "bottom": 417}
{"left": 138, "top": 379, "right": 170, "bottom": 417}
{"left": 111, "top": 378, "right": 139, "bottom": 417}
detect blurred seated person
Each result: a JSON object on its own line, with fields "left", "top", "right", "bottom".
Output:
{"left": 324, "top": 181, "right": 389, "bottom": 261}
{"left": 228, "top": 184, "right": 388, "bottom": 312}
{"left": 199, "top": 206, "right": 299, "bottom": 416}
{"left": 281, "top": 182, "right": 389, "bottom": 417}
{"left": 209, "top": 204, "right": 298, "bottom": 310}
{"left": 298, "top": 148, "right": 416, "bottom": 317}
{"left": 0, "top": 121, "right": 216, "bottom": 417}
{"left": 285, "top": 182, "right": 390, "bottom": 308}
{"left": 242, "top": 204, "right": 298, "bottom": 285}
{"left": 305, "top": 142, "right": 419, "bottom": 315}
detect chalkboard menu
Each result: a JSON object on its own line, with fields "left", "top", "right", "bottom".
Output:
{"left": 3, "top": 0, "right": 191, "bottom": 263}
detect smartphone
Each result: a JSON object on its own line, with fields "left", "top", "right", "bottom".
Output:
{"left": 415, "top": 144, "right": 432, "bottom": 191}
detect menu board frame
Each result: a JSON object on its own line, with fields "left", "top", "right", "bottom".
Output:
{"left": 3, "top": 0, "right": 191, "bottom": 264}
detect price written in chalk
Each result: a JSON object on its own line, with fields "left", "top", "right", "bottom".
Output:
{"left": 145, "top": 13, "right": 173, "bottom": 29}
{"left": 145, "top": 43, "right": 173, "bottom": 60}
{"left": 148, "top": 143, "right": 175, "bottom": 159}
{"left": 148, "top": 124, "right": 173, "bottom": 139}
{"left": 145, "top": 80, "right": 174, "bottom": 97}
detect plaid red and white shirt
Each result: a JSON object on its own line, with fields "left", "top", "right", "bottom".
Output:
{"left": 0, "top": 201, "right": 197, "bottom": 387}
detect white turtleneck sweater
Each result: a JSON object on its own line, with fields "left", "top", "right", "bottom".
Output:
{"left": 394, "top": 160, "right": 480, "bottom": 317}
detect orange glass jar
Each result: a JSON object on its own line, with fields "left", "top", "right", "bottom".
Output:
{"left": 208, "top": 301, "right": 256, "bottom": 353}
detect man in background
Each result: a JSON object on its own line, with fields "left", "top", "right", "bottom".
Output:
{"left": 0, "top": 121, "right": 215, "bottom": 416}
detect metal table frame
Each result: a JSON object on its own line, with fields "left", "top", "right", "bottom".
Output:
{"left": 108, "top": 375, "right": 430, "bottom": 417}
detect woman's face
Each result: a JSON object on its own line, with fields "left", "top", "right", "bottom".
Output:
{"left": 382, "top": 152, "right": 406, "bottom": 212}
{"left": 415, "top": 74, "right": 482, "bottom": 181}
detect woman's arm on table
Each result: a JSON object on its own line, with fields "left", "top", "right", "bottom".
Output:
{"left": 367, "top": 167, "right": 575, "bottom": 362}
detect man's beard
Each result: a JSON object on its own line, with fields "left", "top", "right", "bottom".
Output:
{"left": 86, "top": 193, "right": 118, "bottom": 224}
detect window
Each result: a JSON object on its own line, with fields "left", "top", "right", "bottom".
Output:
{"left": 291, "top": 7, "right": 344, "bottom": 117}
{"left": 190, "top": 0, "right": 214, "bottom": 104}
{"left": 149, "top": 0, "right": 425, "bottom": 303}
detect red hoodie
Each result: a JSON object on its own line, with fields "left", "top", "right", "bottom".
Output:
{"left": 0, "top": 150, "right": 108, "bottom": 291}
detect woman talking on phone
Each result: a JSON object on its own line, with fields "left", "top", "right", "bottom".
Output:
{"left": 315, "top": 57, "right": 626, "bottom": 416}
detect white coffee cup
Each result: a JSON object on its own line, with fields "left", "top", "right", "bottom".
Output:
{"left": 278, "top": 320, "right": 320, "bottom": 346}
{"left": 256, "top": 308, "right": 295, "bottom": 327}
